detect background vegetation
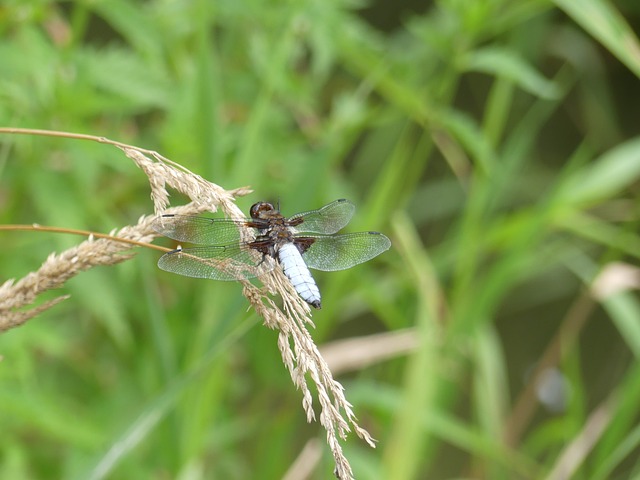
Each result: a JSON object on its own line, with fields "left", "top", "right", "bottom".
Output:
{"left": 1, "top": 0, "right": 640, "bottom": 478}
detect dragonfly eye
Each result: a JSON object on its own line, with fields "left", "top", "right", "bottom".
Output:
{"left": 250, "top": 202, "right": 275, "bottom": 219}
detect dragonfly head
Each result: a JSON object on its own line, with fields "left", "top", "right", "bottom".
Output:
{"left": 250, "top": 201, "right": 277, "bottom": 219}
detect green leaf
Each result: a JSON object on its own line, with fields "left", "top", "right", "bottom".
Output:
{"left": 558, "top": 137, "right": 640, "bottom": 206}
{"left": 438, "top": 107, "right": 497, "bottom": 174}
{"left": 602, "top": 292, "right": 640, "bottom": 358}
{"left": 80, "top": 318, "right": 255, "bottom": 480}
{"left": 463, "top": 47, "right": 561, "bottom": 99}
{"left": 81, "top": 48, "right": 173, "bottom": 111}
{"left": 555, "top": 0, "right": 640, "bottom": 79}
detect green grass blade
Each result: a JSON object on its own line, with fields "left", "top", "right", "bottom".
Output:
{"left": 554, "top": 0, "right": 640, "bottom": 79}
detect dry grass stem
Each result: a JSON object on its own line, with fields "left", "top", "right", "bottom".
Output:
{"left": 0, "top": 130, "right": 375, "bottom": 479}
{"left": 0, "top": 295, "right": 70, "bottom": 330}
{"left": 282, "top": 438, "right": 323, "bottom": 480}
{"left": 0, "top": 211, "right": 183, "bottom": 331}
{"left": 320, "top": 328, "right": 420, "bottom": 375}
{"left": 546, "top": 396, "right": 614, "bottom": 480}
{"left": 250, "top": 278, "right": 376, "bottom": 480}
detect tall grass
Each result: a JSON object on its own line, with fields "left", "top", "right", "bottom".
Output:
{"left": 1, "top": 0, "right": 640, "bottom": 478}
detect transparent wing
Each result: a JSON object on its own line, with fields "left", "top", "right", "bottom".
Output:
{"left": 152, "top": 215, "right": 254, "bottom": 246}
{"left": 289, "top": 199, "right": 355, "bottom": 234}
{"left": 301, "top": 232, "right": 391, "bottom": 271}
{"left": 157, "top": 245, "right": 276, "bottom": 281}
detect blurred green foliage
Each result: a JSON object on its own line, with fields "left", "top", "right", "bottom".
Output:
{"left": 1, "top": 0, "right": 640, "bottom": 478}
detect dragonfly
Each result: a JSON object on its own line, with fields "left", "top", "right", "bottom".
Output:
{"left": 152, "top": 199, "right": 391, "bottom": 309}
